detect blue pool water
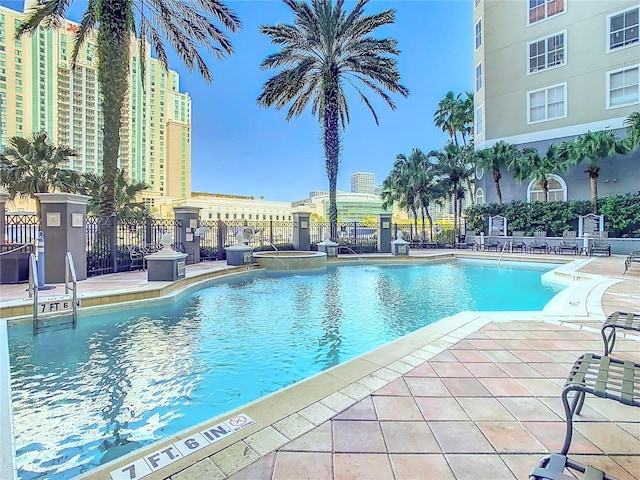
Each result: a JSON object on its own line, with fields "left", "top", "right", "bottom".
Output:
{"left": 8, "top": 260, "right": 561, "bottom": 479}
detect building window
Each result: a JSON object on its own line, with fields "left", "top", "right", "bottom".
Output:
{"left": 475, "top": 105, "right": 483, "bottom": 135}
{"left": 608, "top": 7, "right": 639, "bottom": 51}
{"left": 475, "top": 19, "right": 482, "bottom": 49}
{"left": 529, "top": 0, "right": 564, "bottom": 24}
{"left": 528, "top": 32, "right": 565, "bottom": 73}
{"left": 475, "top": 63, "right": 482, "bottom": 92}
{"left": 527, "top": 174, "right": 567, "bottom": 202}
{"left": 475, "top": 187, "right": 484, "bottom": 205}
{"left": 607, "top": 65, "right": 639, "bottom": 108}
{"left": 527, "top": 83, "right": 566, "bottom": 123}
{"left": 475, "top": 0, "right": 481, "bottom": 7}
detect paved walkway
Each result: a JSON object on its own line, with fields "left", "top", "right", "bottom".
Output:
{"left": 2, "top": 251, "right": 640, "bottom": 480}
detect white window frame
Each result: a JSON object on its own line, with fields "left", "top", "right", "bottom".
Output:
{"left": 606, "top": 64, "right": 640, "bottom": 109}
{"left": 475, "top": 187, "right": 485, "bottom": 205}
{"left": 475, "top": 164, "right": 484, "bottom": 180}
{"left": 475, "top": 62, "right": 483, "bottom": 92}
{"left": 527, "top": 82, "right": 567, "bottom": 124}
{"left": 527, "top": 30, "right": 566, "bottom": 75}
{"left": 527, "top": 174, "right": 567, "bottom": 202}
{"left": 475, "top": 105, "right": 484, "bottom": 136}
{"left": 475, "top": 18, "right": 482, "bottom": 50}
{"left": 528, "top": 0, "right": 566, "bottom": 26}
{"left": 607, "top": 6, "right": 639, "bottom": 52}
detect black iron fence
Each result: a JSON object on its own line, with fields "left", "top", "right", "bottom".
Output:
{"left": 3, "top": 213, "right": 457, "bottom": 279}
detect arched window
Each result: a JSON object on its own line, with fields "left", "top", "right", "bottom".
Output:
{"left": 527, "top": 174, "right": 567, "bottom": 202}
{"left": 475, "top": 165, "right": 484, "bottom": 180}
{"left": 475, "top": 187, "right": 485, "bottom": 205}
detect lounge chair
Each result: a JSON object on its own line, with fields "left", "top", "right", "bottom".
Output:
{"left": 555, "top": 231, "right": 579, "bottom": 255}
{"left": 624, "top": 250, "right": 640, "bottom": 274}
{"left": 455, "top": 230, "right": 477, "bottom": 250}
{"left": 529, "top": 231, "right": 549, "bottom": 254}
{"left": 482, "top": 237, "right": 501, "bottom": 252}
{"left": 530, "top": 454, "right": 617, "bottom": 480}
{"left": 510, "top": 231, "right": 527, "bottom": 253}
{"left": 589, "top": 231, "right": 611, "bottom": 257}
{"left": 126, "top": 245, "right": 145, "bottom": 271}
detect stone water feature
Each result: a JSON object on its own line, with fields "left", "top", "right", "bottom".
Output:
{"left": 252, "top": 250, "right": 327, "bottom": 271}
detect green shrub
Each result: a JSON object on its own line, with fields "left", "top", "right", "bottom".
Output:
{"left": 463, "top": 194, "right": 639, "bottom": 237}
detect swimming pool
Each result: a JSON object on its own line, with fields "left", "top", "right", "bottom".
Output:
{"left": 8, "top": 260, "right": 561, "bottom": 479}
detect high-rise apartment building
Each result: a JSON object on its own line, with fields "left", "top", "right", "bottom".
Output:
{"left": 350, "top": 172, "right": 376, "bottom": 195}
{"left": 473, "top": 0, "right": 639, "bottom": 204}
{"left": 0, "top": 3, "right": 192, "bottom": 210}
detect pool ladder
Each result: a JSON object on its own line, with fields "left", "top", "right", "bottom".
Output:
{"left": 497, "top": 240, "right": 512, "bottom": 267}
{"left": 29, "top": 252, "right": 78, "bottom": 335}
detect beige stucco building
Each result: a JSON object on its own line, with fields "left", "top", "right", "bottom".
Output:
{"left": 0, "top": 2, "right": 192, "bottom": 212}
{"left": 473, "top": 0, "right": 639, "bottom": 204}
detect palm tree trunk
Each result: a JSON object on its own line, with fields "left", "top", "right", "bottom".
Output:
{"left": 420, "top": 206, "right": 426, "bottom": 241}
{"left": 542, "top": 179, "right": 549, "bottom": 202}
{"left": 97, "top": 0, "right": 130, "bottom": 219}
{"left": 590, "top": 173, "right": 599, "bottom": 214}
{"left": 493, "top": 170, "right": 502, "bottom": 204}
{"left": 425, "top": 209, "right": 433, "bottom": 240}
{"left": 465, "top": 178, "right": 475, "bottom": 206}
{"left": 323, "top": 83, "right": 340, "bottom": 240}
{"left": 452, "top": 190, "right": 458, "bottom": 243}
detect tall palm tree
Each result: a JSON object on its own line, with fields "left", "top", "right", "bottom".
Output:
{"left": 559, "top": 130, "right": 628, "bottom": 213}
{"left": 429, "top": 142, "right": 473, "bottom": 240}
{"left": 381, "top": 156, "right": 418, "bottom": 233}
{"left": 455, "top": 91, "right": 474, "bottom": 146}
{"left": 625, "top": 111, "right": 640, "bottom": 150}
{"left": 475, "top": 140, "right": 518, "bottom": 204}
{"left": 82, "top": 169, "right": 149, "bottom": 219}
{"left": 258, "top": 0, "right": 408, "bottom": 240}
{"left": 434, "top": 91, "right": 459, "bottom": 145}
{"left": 0, "top": 132, "right": 82, "bottom": 215}
{"left": 508, "top": 144, "right": 568, "bottom": 202}
{"left": 17, "top": 0, "right": 241, "bottom": 218}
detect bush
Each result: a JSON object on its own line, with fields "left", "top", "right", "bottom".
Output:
{"left": 464, "top": 194, "right": 640, "bottom": 237}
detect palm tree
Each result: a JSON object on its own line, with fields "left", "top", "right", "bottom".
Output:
{"left": 0, "top": 132, "right": 82, "bottom": 215}
{"left": 381, "top": 156, "right": 419, "bottom": 234}
{"left": 508, "top": 144, "right": 568, "bottom": 202}
{"left": 82, "top": 169, "right": 149, "bottom": 219}
{"left": 434, "top": 91, "right": 459, "bottom": 145}
{"left": 17, "top": 0, "right": 241, "bottom": 218}
{"left": 258, "top": 0, "right": 408, "bottom": 240}
{"left": 429, "top": 142, "right": 473, "bottom": 240}
{"left": 559, "top": 130, "right": 628, "bottom": 213}
{"left": 475, "top": 140, "right": 519, "bottom": 204}
{"left": 625, "top": 111, "right": 640, "bottom": 150}
{"left": 455, "top": 91, "right": 474, "bottom": 146}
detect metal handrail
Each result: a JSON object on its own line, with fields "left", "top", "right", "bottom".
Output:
{"left": 28, "top": 253, "right": 39, "bottom": 335}
{"left": 497, "top": 240, "right": 512, "bottom": 267}
{"left": 65, "top": 252, "right": 78, "bottom": 328}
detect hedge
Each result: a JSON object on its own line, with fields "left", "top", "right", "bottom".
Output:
{"left": 464, "top": 193, "right": 640, "bottom": 237}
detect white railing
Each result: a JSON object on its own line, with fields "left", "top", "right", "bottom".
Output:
{"left": 65, "top": 252, "right": 78, "bottom": 328}
{"left": 28, "top": 253, "right": 39, "bottom": 335}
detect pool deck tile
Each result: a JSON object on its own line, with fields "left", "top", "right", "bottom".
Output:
{"left": 3, "top": 251, "right": 640, "bottom": 480}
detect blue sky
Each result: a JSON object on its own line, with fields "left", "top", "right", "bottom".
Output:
{"left": 11, "top": 0, "right": 473, "bottom": 202}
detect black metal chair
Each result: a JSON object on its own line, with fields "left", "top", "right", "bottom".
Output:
{"left": 530, "top": 454, "right": 616, "bottom": 480}
{"left": 126, "top": 245, "right": 145, "bottom": 271}
{"left": 529, "top": 231, "right": 549, "bottom": 254}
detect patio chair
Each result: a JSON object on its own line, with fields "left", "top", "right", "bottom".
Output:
{"left": 126, "top": 245, "right": 145, "bottom": 271}
{"left": 530, "top": 454, "right": 617, "bottom": 480}
{"left": 555, "top": 231, "right": 579, "bottom": 255}
{"left": 482, "top": 237, "right": 501, "bottom": 252}
{"left": 510, "top": 231, "right": 527, "bottom": 253}
{"left": 171, "top": 242, "right": 195, "bottom": 264}
{"left": 529, "top": 231, "right": 549, "bottom": 254}
{"left": 589, "top": 231, "right": 611, "bottom": 257}
{"left": 455, "top": 230, "right": 477, "bottom": 250}
{"left": 624, "top": 250, "right": 640, "bottom": 274}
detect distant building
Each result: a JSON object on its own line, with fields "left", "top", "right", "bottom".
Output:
{"left": 473, "top": 0, "right": 639, "bottom": 205}
{"left": 350, "top": 172, "right": 376, "bottom": 195}
{"left": 0, "top": 2, "right": 192, "bottom": 208}
{"left": 176, "top": 193, "right": 295, "bottom": 222}
{"left": 293, "top": 191, "right": 383, "bottom": 222}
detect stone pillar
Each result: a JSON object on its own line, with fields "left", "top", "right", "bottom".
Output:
{"left": 378, "top": 213, "right": 392, "bottom": 254}
{"left": 293, "top": 212, "right": 310, "bottom": 251}
{"left": 0, "top": 193, "right": 8, "bottom": 244}
{"left": 173, "top": 206, "right": 201, "bottom": 264}
{"left": 35, "top": 193, "right": 90, "bottom": 283}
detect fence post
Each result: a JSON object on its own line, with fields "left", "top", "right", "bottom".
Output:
{"left": 110, "top": 213, "right": 118, "bottom": 273}
{"left": 217, "top": 220, "right": 227, "bottom": 260}
{"left": 145, "top": 216, "right": 152, "bottom": 245}
{"left": 269, "top": 220, "right": 274, "bottom": 245}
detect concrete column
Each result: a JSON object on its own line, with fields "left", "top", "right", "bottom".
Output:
{"left": 173, "top": 206, "right": 201, "bottom": 264}
{"left": 35, "top": 193, "right": 90, "bottom": 283}
{"left": 293, "top": 212, "right": 310, "bottom": 251}
{"left": 378, "top": 213, "right": 392, "bottom": 254}
{"left": 0, "top": 193, "right": 8, "bottom": 244}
